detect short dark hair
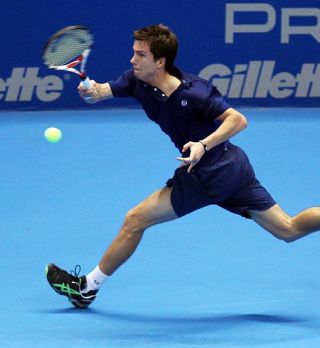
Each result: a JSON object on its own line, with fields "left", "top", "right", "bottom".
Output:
{"left": 133, "top": 24, "right": 179, "bottom": 74}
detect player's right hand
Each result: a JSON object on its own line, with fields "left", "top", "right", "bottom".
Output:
{"left": 78, "top": 80, "right": 99, "bottom": 104}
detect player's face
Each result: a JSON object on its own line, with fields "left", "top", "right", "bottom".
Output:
{"left": 130, "top": 40, "right": 163, "bottom": 82}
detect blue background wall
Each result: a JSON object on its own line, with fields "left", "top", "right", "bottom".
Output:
{"left": 0, "top": 0, "right": 319, "bottom": 110}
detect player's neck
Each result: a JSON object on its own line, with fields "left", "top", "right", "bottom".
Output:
{"left": 149, "top": 71, "right": 181, "bottom": 97}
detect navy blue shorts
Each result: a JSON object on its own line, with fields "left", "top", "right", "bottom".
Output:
{"left": 166, "top": 144, "right": 276, "bottom": 218}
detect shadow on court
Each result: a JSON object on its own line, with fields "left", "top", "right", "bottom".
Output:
{"left": 37, "top": 308, "right": 319, "bottom": 346}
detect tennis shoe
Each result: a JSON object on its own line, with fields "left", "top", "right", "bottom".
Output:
{"left": 45, "top": 263, "right": 98, "bottom": 308}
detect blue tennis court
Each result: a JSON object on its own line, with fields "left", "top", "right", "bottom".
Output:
{"left": 1, "top": 107, "right": 320, "bottom": 347}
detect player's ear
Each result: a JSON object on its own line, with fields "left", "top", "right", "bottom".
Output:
{"left": 157, "top": 57, "right": 166, "bottom": 69}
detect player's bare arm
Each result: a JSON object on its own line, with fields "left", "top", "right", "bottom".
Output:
{"left": 203, "top": 108, "right": 248, "bottom": 150}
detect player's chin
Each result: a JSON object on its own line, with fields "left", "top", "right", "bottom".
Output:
{"left": 133, "top": 69, "right": 142, "bottom": 77}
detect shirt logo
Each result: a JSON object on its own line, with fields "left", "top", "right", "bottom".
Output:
{"left": 181, "top": 100, "right": 188, "bottom": 107}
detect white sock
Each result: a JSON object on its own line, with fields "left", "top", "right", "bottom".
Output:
{"left": 84, "top": 265, "right": 108, "bottom": 293}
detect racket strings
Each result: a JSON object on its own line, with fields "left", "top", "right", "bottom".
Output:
{"left": 43, "top": 29, "right": 93, "bottom": 67}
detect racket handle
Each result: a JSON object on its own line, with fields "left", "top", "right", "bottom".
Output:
{"left": 81, "top": 76, "right": 93, "bottom": 89}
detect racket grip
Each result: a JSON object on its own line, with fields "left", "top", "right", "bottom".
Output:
{"left": 82, "top": 76, "right": 93, "bottom": 89}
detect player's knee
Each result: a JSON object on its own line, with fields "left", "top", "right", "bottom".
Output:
{"left": 123, "top": 207, "right": 148, "bottom": 234}
{"left": 277, "top": 234, "right": 296, "bottom": 243}
{"left": 273, "top": 232, "right": 295, "bottom": 243}
{"left": 273, "top": 220, "right": 297, "bottom": 243}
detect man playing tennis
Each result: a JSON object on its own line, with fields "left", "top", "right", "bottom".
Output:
{"left": 46, "top": 24, "right": 320, "bottom": 308}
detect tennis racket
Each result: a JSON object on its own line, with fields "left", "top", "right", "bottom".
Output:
{"left": 42, "top": 25, "right": 94, "bottom": 88}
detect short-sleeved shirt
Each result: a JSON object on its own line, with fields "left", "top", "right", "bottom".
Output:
{"left": 109, "top": 68, "right": 230, "bottom": 158}
{"left": 109, "top": 68, "right": 276, "bottom": 218}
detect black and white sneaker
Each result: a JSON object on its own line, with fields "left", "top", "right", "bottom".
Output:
{"left": 45, "top": 263, "right": 98, "bottom": 308}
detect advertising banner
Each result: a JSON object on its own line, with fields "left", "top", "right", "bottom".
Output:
{"left": 0, "top": 0, "right": 319, "bottom": 110}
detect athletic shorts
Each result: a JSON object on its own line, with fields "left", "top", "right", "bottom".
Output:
{"left": 166, "top": 144, "right": 276, "bottom": 218}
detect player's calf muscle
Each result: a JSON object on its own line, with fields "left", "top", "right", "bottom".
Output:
{"left": 274, "top": 208, "right": 320, "bottom": 242}
{"left": 292, "top": 207, "right": 320, "bottom": 236}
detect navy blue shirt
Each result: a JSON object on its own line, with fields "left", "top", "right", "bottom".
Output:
{"left": 109, "top": 68, "right": 231, "bottom": 160}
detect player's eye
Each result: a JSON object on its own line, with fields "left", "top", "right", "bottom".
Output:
{"left": 134, "top": 50, "right": 146, "bottom": 57}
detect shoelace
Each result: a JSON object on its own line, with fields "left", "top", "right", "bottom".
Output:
{"left": 70, "top": 264, "right": 81, "bottom": 278}
{"left": 69, "top": 265, "right": 96, "bottom": 299}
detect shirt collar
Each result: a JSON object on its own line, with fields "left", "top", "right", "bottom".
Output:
{"left": 179, "top": 70, "right": 192, "bottom": 87}
{"left": 135, "top": 68, "right": 192, "bottom": 89}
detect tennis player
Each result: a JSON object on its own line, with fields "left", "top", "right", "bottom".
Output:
{"left": 46, "top": 24, "right": 320, "bottom": 308}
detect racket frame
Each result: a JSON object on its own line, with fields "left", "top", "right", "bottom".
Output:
{"left": 42, "top": 26, "right": 93, "bottom": 88}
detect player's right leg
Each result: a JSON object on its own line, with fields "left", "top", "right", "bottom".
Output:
{"left": 46, "top": 186, "right": 178, "bottom": 307}
{"left": 98, "top": 185, "right": 178, "bottom": 275}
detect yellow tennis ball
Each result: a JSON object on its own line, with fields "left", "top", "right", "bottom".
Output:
{"left": 44, "top": 127, "right": 62, "bottom": 143}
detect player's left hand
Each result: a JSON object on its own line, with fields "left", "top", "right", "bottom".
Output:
{"left": 177, "top": 141, "right": 206, "bottom": 173}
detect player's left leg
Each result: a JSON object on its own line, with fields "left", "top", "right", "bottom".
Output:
{"left": 46, "top": 186, "right": 177, "bottom": 308}
{"left": 249, "top": 204, "right": 320, "bottom": 242}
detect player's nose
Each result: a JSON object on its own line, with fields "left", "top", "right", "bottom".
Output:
{"left": 130, "top": 54, "right": 137, "bottom": 65}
